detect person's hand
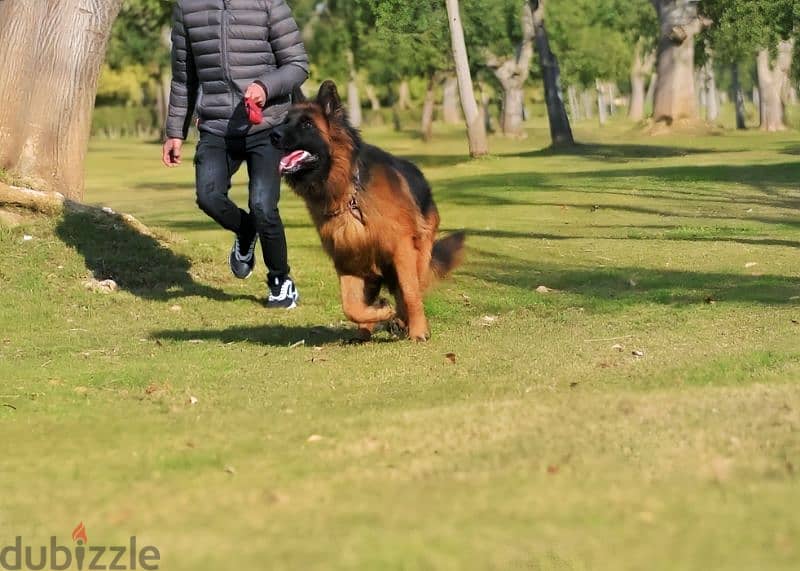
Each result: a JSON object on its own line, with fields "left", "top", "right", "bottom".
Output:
{"left": 245, "top": 83, "right": 267, "bottom": 108}
{"left": 162, "top": 138, "right": 183, "bottom": 167}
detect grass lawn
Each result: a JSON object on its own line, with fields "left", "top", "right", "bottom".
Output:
{"left": 1, "top": 116, "right": 799, "bottom": 570}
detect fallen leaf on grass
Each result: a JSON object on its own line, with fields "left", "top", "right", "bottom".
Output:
{"left": 632, "top": 350, "right": 645, "bottom": 357}
{"left": 22, "top": 235, "right": 33, "bottom": 241}
{"left": 705, "top": 296, "right": 716, "bottom": 304}
{"left": 791, "top": 319, "right": 799, "bottom": 326}
{"left": 83, "top": 278, "right": 118, "bottom": 294}
{"left": 307, "top": 434, "right": 324, "bottom": 443}
{"left": 169, "top": 304, "right": 182, "bottom": 312}
{"left": 224, "top": 465, "right": 237, "bottom": 475}
{"left": 480, "top": 315, "right": 498, "bottom": 326}
{"left": 74, "top": 386, "right": 88, "bottom": 395}
{"left": 188, "top": 396, "right": 199, "bottom": 405}
{"left": 445, "top": 352, "right": 457, "bottom": 364}
{"left": 745, "top": 262, "right": 758, "bottom": 269}
{"left": 289, "top": 340, "right": 305, "bottom": 349}
{"left": 611, "top": 344, "right": 624, "bottom": 352}
{"left": 535, "top": 285, "right": 555, "bottom": 293}
{"left": 547, "top": 465, "right": 559, "bottom": 474}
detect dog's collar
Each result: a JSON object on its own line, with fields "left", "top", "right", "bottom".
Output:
{"left": 324, "top": 166, "right": 365, "bottom": 224}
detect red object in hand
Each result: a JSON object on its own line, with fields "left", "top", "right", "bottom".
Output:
{"left": 245, "top": 97, "right": 263, "bottom": 125}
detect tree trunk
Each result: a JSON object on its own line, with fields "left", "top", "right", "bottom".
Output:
{"left": 478, "top": 83, "right": 494, "bottom": 134}
{"left": 346, "top": 51, "right": 362, "bottom": 128}
{"left": 704, "top": 58, "right": 719, "bottom": 123}
{"left": 650, "top": 0, "right": 707, "bottom": 125}
{"left": 0, "top": 0, "right": 123, "bottom": 201}
{"left": 421, "top": 75, "right": 436, "bottom": 142}
{"left": 445, "top": 0, "right": 489, "bottom": 157}
{"left": 397, "top": 80, "right": 412, "bottom": 111}
{"left": 442, "top": 76, "right": 461, "bottom": 124}
{"left": 581, "top": 90, "right": 594, "bottom": 119}
{"left": 530, "top": 0, "right": 574, "bottom": 146}
{"left": 567, "top": 85, "right": 581, "bottom": 121}
{"left": 629, "top": 39, "right": 655, "bottom": 122}
{"left": 596, "top": 79, "right": 608, "bottom": 125}
{"left": 731, "top": 64, "right": 746, "bottom": 130}
{"left": 366, "top": 85, "right": 381, "bottom": 111}
{"left": 487, "top": 3, "right": 534, "bottom": 138}
{"left": 756, "top": 40, "right": 794, "bottom": 132}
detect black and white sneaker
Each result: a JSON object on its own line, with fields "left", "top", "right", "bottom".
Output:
{"left": 229, "top": 233, "right": 257, "bottom": 279}
{"left": 267, "top": 276, "right": 299, "bottom": 309}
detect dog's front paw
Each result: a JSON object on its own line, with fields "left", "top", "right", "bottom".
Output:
{"left": 375, "top": 299, "right": 396, "bottom": 321}
{"left": 408, "top": 324, "right": 430, "bottom": 342}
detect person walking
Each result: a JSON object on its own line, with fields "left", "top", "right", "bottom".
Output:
{"left": 162, "top": 0, "right": 308, "bottom": 308}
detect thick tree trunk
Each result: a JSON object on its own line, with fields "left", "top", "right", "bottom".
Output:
{"left": 346, "top": 51, "right": 362, "bottom": 128}
{"left": 530, "top": 0, "right": 574, "bottom": 146}
{"left": 567, "top": 85, "right": 581, "bottom": 121}
{"left": 0, "top": 0, "right": 123, "bottom": 201}
{"left": 704, "top": 59, "right": 719, "bottom": 123}
{"left": 366, "top": 85, "right": 381, "bottom": 111}
{"left": 420, "top": 75, "right": 436, "bottom": 142}
{"left": 629, "top": 39, "right": 655, "bottom": 122}
{"left": 596, "top": 79, "right": 608, "bottom": 125}
{"left": 756, "top": 40, "right": 794, "bottom": 132}
{"left": 445, "top": 0, "right": 489, "bottom": 157}
{"left": 442, "top": 76, "right": 461, "bottom": 124}
{"left": 478, "top": 83, "right": 494, "bottom": 134}
{"left": 581, "top": 90, "right": 594, "bottom": 119}
{"left": 487, "top": 3, "right": 534, "bottom": 138}
{"left": 650, "top": 0, "right": 708, "bottom": 125}
{"left": 397, "top": 80, "right": 412, "bottom": 111}
{"left": 731, "top": 65, "right": 747, "bottom": 130}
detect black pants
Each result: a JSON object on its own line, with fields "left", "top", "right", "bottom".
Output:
{"left": 194, "top": 129, "right": 289, "bottom": 282}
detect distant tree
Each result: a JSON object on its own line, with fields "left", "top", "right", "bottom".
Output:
{"left": 371, "top": 0, "right": 452, "bottom": 140}
{"left": 529, "top": 0, "right": 574, "bottom": 145}
{"left": 702, "top": 0, "right": 798, "bottom": 131}
{"left": 460, "top": 0, "right": 535, "bottom": 137}
{"left": 445, "top": 0, "right": 490, "bottom": 156}
{"left": 649, "top": 0, "right": 711, "bottom": 125}
{"left": 0, "top": 0, "right": 123, "bottom": 200}
{"left": 306, "top": 0, "right": 376, "bottom": 127}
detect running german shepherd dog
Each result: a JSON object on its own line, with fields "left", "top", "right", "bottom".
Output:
{"left": 270, "top": 81, "right": 465, "bottom": 341}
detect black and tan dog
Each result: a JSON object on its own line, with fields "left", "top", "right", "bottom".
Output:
{"left": 270, "top": 81, "right": 464, "bottom": 341}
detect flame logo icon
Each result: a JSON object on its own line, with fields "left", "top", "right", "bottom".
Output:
{"left": 72, "top": 522, "right": 88, "bottom": 544}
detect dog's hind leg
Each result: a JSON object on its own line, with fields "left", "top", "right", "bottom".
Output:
{"left": 340, "top": 275, "right": 395, "bottom": 328}
{"left": 393, "top": 239, "right": 429, "bottom": 341}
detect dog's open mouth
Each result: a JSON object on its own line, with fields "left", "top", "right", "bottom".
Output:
{"left": 278, "top": 150, "right": 317, "bottom": 175}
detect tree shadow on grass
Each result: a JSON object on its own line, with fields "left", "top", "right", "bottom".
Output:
{"left": 507, "top": 142, "right": 717, "bottom": 162}
{"left": 56, "top": 207, "right": 258, "bottom": 303}
{"left": 466, "top": 248, "right": 800, "bottom": 309}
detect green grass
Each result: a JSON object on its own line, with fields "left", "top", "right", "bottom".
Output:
{"left": 1, "top": 115, "right": 799, "bottom": 570}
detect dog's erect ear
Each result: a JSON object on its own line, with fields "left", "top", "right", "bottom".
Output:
{"left": 317, "top": 80, "right": 342, "bottom": 118}
{"left": 291, "top": 86, "right": 307, "bottom": 104}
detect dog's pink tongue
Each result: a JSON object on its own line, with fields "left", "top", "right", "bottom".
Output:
{"left": 279, "top": 150, "right": 310, "bottom": 174}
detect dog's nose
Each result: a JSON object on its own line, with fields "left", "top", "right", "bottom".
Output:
{"left": 270, "top": 129, "right": 283, "bottom": 147}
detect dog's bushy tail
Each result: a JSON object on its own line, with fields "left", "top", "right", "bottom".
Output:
{"left": 431, "top": 231, "right": 466, "bottom": 279}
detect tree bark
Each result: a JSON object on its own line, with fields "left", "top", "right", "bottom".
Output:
{"left": 530, "top": 0, "right": 574, "bottom": 146}
{"left": 596, "top": 79, "right": 608, "bottom": 125}
{"left": 0, "top": 0, "right": 123, "bottom": 201}
{"left": 731, "top": 64, "right": 746, "bottom": 130}
{"left": 487, "top": 3, "right": 534, "bottom": 138}
{"left": 420, "top": 75, "right": 436, "bottom": 142}
{"left": 346, "top": 51, "right": 362, "bottom": 128}
{"left": 366, "top": 85, "right": 381, "bottom": 111}
{"left": 397, "top": 80, "right": 412, "bottom": 111}
{"left": 567, "top": 85, "right": 581, "bottom": 121}
{"left": 756, "top": 40, "right": 794, "bottom": 132}
{"left": 442, "top": 76, "right": 461, "bottom": 124}
{"left": 629, "top": 39, "right": 655, "bottom": 122}
{"left": 445, "top": 0, "right": 489, "bottom": 157}
{"left": 704, "top": 58, "right": 719, "bottom": 123}
{"left": 650, "top": 0, "right": 708, "bottom": 125}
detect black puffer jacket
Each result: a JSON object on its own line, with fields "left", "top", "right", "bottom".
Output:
{"left": 166, "top": 0, "right": 309, "bottom": 139}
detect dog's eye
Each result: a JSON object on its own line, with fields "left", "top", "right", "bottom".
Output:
{"left": 301, "top": 119, "right": 314, "bottom": 129}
